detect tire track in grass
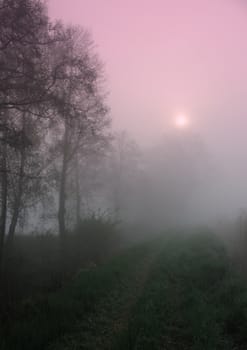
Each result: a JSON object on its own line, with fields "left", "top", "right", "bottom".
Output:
{"left": 47, "top": 234, "right": 247, "bottom": 350}
{"left": 123, "top": 234, "right": 247, "bottom": 350}
{"left": 47, "top": 240, "right": 163, "bottom": 350}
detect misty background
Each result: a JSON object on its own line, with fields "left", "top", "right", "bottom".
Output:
{"left": 2, "top": 1, "right": 247, "bottom": 348}
{"left": 48, "top": 0, "right": 247, "bottom": 224}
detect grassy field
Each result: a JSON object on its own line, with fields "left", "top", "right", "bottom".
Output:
{"left": 1, "top": 233, "right": 247, "bottom": 350}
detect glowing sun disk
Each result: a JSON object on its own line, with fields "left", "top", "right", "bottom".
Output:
{"left": 174, "top": 114, "right": 189, "bottom": 128}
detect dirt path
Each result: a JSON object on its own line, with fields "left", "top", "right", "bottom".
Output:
{"left": 48, "top": 243, "right": 161, "bottom": 350}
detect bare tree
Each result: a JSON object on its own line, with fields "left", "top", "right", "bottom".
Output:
{"left": 48, "top": 26, "right": 110, "bottom": 239}
{"left": 0, "top": 0, "right": 60, "bottom": 271}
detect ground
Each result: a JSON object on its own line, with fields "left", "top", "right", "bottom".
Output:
{"left": 2, "top": 232, "right": 247, "bottom": 350}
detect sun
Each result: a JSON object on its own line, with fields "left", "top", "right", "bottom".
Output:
{"left": 174, "top": 114, "right": 189, "bottom": 129}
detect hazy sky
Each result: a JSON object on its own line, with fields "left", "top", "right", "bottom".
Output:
{"left": 49, "top": 0, "right": 247, "bottom": 145}
{"left": 49, "top": 0, "right": 247, "bottom": 212}
{"left": 48, "top": 0, "right": 247, "bottom": 219}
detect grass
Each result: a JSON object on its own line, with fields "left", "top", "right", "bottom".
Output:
{"left": 0, "top": 242, "right": 156, "bottom": 350}
{"left": 1, "top": 233, "right": 247, "bottom": 350}
{"left": 1, "top": 216, "right": 120, "bottom": 306}
{"left": 116, "top": 233, "right": 247, "bottom": 349}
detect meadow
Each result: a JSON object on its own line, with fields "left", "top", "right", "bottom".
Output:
{"left": 1, "top": 232, "right": 247, "bottom": 350}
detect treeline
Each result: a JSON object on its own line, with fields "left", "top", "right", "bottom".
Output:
{"left": 0, "top": 0, "right": 111, "bottom": 278}
{"left": 0, "top": 0, "right": 214, "bottom": 306}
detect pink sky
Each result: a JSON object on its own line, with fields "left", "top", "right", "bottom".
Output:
{"left": 49, "top": 0, "right": 247, "bottom": 154}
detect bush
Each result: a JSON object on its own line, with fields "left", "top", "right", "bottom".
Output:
{"left": 73, "top": 214, "right": 120, "bottom": 264}
{"left": 1, "top": 215, "right": 120, "bottom": 307}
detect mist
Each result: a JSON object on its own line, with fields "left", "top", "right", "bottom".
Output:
{"left": 47, "top": 0, "right": 247, "bottom": 229}
{"left": 2, "top": 1, "right": 247, "bottom": 349}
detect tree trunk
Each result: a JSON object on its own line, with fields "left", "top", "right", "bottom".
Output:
{"left": 58, "top": 122, "right": 69, "bottom": 239}
{"left": 7, "top": 142, "right": 25, "bottom": 247}
{"left": 0, "top": 139, "right": 8, "bottom": 275}
{"left": 75, "top": 153, "right": 81, "bottom": 227}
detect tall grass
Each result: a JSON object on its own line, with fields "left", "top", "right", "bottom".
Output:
{"left": 116, "top": 234, "right": 247, "bottom": 350}
{"left": 1, "top": 215, "right": 120, "bottom": 306}
{"left": 0, "top": 242, "right": 152, "bottom": 350}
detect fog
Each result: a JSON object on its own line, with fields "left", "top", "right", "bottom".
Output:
{"left": 2, "top": 0, "right": 247, "bottom": 238}
{"left": 3, "top": 2, "right": 247, "bottom": 345}
{"left": 47, "top": 0, "right": 247, "bottom": 230}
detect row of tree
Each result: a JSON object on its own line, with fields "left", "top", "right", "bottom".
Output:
{"left": 0, "top": 0, "right": 110, "bottom": 271}
{"left": 0, "top": 0, "right": 213, "bottom": 282}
